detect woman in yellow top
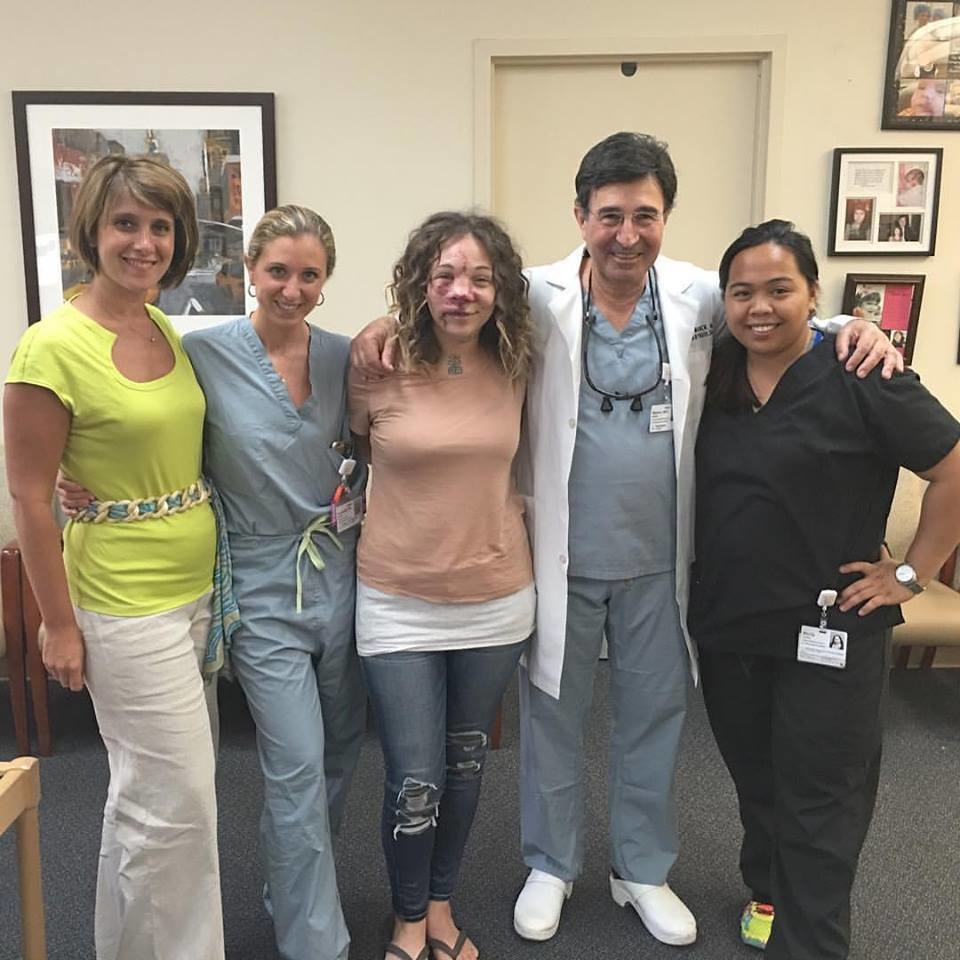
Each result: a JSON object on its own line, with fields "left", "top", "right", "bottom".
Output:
{"left": 4, "top": 155, "right": 223, "bottom": 960}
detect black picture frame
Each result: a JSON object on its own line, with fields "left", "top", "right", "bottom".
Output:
{"left": 13, "top": 90, "right": 276, "bottom": 326}
{"left": 827, "top": 147, "right": 942, "bottom": 256}
{"left": 841, "top": 272, "right": 925, "bottom": 364}
{"left": 881, "top": 1, "right": 960, "bottom": 131}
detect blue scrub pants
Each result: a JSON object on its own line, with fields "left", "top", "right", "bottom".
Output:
{"left": 229, "top": 533, "right": 365, "bottom": 960}
{"left": 519, "top": 571, "right": 689, "bottom": 884}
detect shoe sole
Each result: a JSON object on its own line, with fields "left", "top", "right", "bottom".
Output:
{"left": 610, "top": 880, "right": 697, "bottom": 946}
{"left": 513, "top": 884, "right": 572, "bottom": 942}
{"left": 513, "top": 916, "right": 560, "bottom": 942}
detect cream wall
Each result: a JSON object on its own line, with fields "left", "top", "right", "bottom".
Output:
{"left": 0, "top": 0, "right": 957, "bottom": 416}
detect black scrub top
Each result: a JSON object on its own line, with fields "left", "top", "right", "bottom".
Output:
{"left": 690, "top": 337, "right": 960, "bottom": 657}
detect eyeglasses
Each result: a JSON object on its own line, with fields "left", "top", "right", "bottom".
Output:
{"left": 586, "top": 209, "right": 663, "bottom": 230}
{"left": 582, "top": 266, "right": 665, "bottom": 413}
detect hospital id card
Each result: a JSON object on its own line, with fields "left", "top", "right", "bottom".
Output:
{"left": 333, "top": 494, "right": 364, "bottom": 533}
{"left": 649, "top": 403, "right": 672, "bottom": 433}
{"left": 797, "top": 625, "right": 848, "bottom": 669}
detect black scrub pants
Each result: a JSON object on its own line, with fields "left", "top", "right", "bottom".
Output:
{"left": 699, "top": 631, "right": 888, "bottom": 960}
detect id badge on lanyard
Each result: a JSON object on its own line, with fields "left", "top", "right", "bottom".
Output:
{"left": 331, "top": 456, "right": 364, "bottom": 532}
{"left": 649, "top": 363, "right": 672, "bottom": 433}
{"left": 797, "top": 589, "right": 847, "bottom": 669}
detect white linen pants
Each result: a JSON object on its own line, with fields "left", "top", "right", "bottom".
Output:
{"left": 78, "top": 592, "right": 224, "bottom": 960}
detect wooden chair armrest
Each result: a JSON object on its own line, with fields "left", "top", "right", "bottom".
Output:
{"left": 1, "top": 538, "right": 54, "bottom": 755}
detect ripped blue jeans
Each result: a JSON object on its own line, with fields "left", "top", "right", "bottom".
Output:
{"left": 362, "top": 639, "right": 527, "bottom": 920}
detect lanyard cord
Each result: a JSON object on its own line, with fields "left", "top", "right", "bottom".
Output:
{"left": 296, "top": 515, "right": 344, "bottom": 613}
{"left": 581, "top": 266, "right": 665, "bottom": 412}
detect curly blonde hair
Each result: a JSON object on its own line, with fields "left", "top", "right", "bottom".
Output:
{"left": 389, "top": 212, "right": 532, "bottom": 381}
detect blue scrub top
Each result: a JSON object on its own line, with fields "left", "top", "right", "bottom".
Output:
{"left": 567, "top": 285, "right": 677, "bottom": 580}
{"left": 184, "top": 317, "right": 361, "bottom": 615}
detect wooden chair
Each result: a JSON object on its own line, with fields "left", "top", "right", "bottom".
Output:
{"left": 1, "top": 541, "right": 52, "bottom": 756}
{"left": 885, "top": 471, "right": 960, "bottom": 669}
{"left": 0, "top": 757, "right": 47, "bottom": 959}
{"left": 1, "top": 544, "right": 31, "bottom": 755}
{"left": 891, "top": 545, "right": 960, "bottom": 669}
{"left": 0, "top": 438, "right": 33, "bottom": 755}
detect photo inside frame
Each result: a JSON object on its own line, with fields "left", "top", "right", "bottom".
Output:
{"left": 853, "top": 282, "right": 915, "bottom": 355}
{"left": 53, "top": 127, "right": 245, "bottom": 316}
{"left": 891, "top": 2, "right": 960, "bottom": 120}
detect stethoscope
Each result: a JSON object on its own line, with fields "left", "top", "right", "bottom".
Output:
{"left": 581, "top": 264, "right": 666, "bottom": 413}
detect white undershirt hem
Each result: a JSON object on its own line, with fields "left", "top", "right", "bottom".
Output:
{"left": 356, "top": 579, "right": 535, "bottom": 657}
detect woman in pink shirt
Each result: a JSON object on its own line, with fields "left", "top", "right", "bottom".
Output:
{"left": 349, "top": 212, "right": 534, "bottom": 960}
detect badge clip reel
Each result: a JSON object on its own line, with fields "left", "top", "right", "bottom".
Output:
{"left": 797, "top": 589, "right": 847, "bottom": 669}
{"left": 817, "top": 589, "right": 838, "bottom": 628}
{"left": 331, "top": 457, "right": 363, "bottom": 533}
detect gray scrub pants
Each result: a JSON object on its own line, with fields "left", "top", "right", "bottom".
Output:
{"left": 519, "top": 570, "right": 690, "bottom": 884}
{"left": 229, "top": 532, "right": 365, "bottom": 960}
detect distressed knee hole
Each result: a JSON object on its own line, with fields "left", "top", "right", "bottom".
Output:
{"left": 392, "top": 777, "right": 440, "bottom": 839}
{"left": 446, "top": 729, "right": 487, "bottom": 780}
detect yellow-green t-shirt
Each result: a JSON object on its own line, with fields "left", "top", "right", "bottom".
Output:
{"left": 6, "top": 301, "right": 215, "bottom": 615}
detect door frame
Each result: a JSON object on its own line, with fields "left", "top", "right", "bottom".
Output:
{"left": 473, "top": 36, "right": 787, "bottom": 223}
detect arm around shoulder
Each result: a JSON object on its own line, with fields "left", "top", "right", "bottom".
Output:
{"left": 350, "top": 315, "right": 398, "bottom": 376}
{"left": 821, "top": 315, "right": 903, "bottom": 379}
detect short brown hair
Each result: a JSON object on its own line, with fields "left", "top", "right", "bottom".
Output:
{"left": 575, "top": 132, "right": 678, "bottom": 213}
{"left": 69, "top": 154, "right": 199, "bottom": 288}
{"left": 389, "top": 211, "right": 532, "bottom": 381}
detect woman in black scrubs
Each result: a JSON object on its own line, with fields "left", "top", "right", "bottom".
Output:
{"left": 689, "top": 219, "right": 960, "bottom": 960}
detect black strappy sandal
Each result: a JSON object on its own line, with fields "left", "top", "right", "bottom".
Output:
{"left": 385, "top": 943, "right": 429, "bottom": 960}
{"left": 427, "top": 930, "right": 471, "bottom": 959}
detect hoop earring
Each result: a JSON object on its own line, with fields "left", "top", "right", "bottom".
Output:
{"left": 248, "top": 283, "right": 256, "bottom": 297}
{"left": 317, "top": 291, "right": 325, "bottom": 307}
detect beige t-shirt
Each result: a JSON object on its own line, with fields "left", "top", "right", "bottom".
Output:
{"left": 348, "top": 355, "right": 532, "bottom": 603}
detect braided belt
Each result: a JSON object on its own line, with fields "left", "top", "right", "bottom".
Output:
{"left": 73, "top": 478, "right": 211, "bottom": 524}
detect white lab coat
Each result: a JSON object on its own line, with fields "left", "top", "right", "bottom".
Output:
{"left": 516, "top": 245, "right": 724, "bottom": 698}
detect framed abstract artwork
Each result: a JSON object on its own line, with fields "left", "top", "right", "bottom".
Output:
{"left": 13, "top": 90, "right": 276, "bottom": 329}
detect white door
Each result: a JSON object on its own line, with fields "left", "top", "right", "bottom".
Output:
{"left": 492, "top": 56, "right": 764, "bottom": 272}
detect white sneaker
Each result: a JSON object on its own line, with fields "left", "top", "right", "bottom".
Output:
{"left": 609, "top": 874, "right": 697, "bottom": 946}
{"left": 513, "top": 868, "right": 573, "bottom": 941}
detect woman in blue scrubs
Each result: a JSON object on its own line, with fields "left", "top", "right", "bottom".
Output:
{"left": 184, "top": 205, "right": 365, "bottom": 960}
{"left": 61, "top": 204, "right": 364, "bottom": 960}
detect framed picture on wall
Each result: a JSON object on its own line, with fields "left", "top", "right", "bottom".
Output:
{"left": 841, "top": 273, "right": 925, "bottom": 364}
{"left": 827, "top": 147, "right": 942, "bottom": 256}
{"left": 882, "top": 1, "right": 960, "bottom": 130}
{"left": 12, "top": 90, "right": 276, "bottom": 328}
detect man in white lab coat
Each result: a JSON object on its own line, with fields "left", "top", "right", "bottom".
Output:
{"left": 511, "top": 132, "right": 898, "bottom": 947}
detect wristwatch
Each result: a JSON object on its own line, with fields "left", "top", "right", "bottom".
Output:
{"left": 894, "top": 562, "right": 924, "bottom": 595}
